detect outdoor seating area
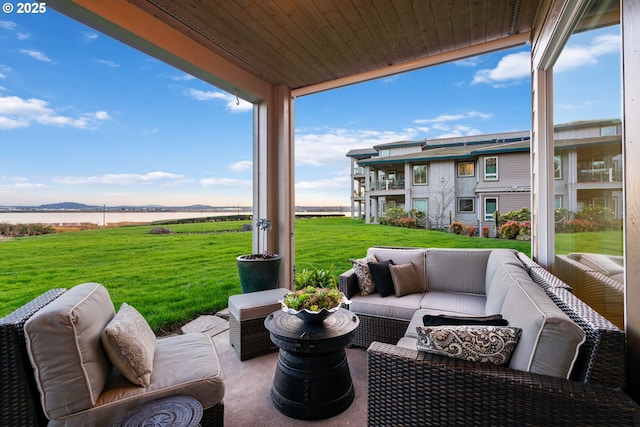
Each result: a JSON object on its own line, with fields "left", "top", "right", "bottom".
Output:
{"left": 2, "top": 249, "right": 639, "bottom": 426}
{"left": 340, "top": 247, "right": 639, "bottom": 425}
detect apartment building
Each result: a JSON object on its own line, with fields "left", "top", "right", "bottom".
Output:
{"left": 347, "top": 119, "right": 622, "bottom": 235}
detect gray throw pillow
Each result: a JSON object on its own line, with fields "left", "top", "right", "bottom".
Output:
{"left": 390, "top": 262, "right": 423, "bottom": 297}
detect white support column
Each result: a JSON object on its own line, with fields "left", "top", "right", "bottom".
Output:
{"left": 622, "top": 0, "right": 640, "bottom": 401}
{"left": 254, "top": 85, "right": 295, "bottom": 290}
{"left": 530, "top": 67, "right": 555, "bottom": 267}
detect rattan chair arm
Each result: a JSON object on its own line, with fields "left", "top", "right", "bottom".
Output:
{"left": 339, "top": 268, "right": 360, "bottom": 299}
{"left": 367, "top": 341, "right": 639, "bottom": 427}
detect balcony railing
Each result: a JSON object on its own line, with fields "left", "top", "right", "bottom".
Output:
{"left": 371, "top": 179, "right": 405, "bottom": 191}
{"left": 578, "top": 168, "right": 622, "bottom": 183}
{"left": 353, "top": 167, "right": 365, "bottom": 175}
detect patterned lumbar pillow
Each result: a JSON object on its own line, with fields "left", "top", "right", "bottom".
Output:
{"left": 416, "top": 325, "right": 521, "bottom": 366}
{"left": 351, "top": 255, "right": 377, "bottom": 296}
{"left": 102, "top": 302, "right": 157, "bottom": 386}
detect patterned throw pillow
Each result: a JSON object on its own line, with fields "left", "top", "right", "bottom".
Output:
{"left": 101, "top": 303, "right": 157, "bottom": 386}
{"left": 351, "top": 255, "right": 377, "bottom": 295}
{"left": 416, "top": 325, "right": 521, "bottom": 366}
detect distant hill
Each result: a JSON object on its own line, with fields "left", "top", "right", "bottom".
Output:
{"left": 39, "top": 202, "right": 101, "bottom": 210}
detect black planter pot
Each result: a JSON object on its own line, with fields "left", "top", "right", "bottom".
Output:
{"left": 236, "top": 254, "right": 282, "bottom": 293}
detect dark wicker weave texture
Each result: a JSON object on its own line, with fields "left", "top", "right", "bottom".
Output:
{"left": 229, "top": 312, "right": 278, "bottom": 361}
{"left": 0, "top": 288, "right": 66, "bottom": 427}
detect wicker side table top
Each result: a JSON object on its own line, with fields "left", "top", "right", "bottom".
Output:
{"left": 113, "top": 395, "right": 203, "bottom": 427}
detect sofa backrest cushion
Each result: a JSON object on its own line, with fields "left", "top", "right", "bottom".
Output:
{"left": 24, "top": 283, "right": 115, "bottom": 419}
{"left": 485, "top": 250, "right": 531, "bottom": 314}
{"left": 367, "top": 247, "right": 426, "bottom": 292}
{"left": 425, "top": 249, "right": 490, "bottom": 294}
{"left": 500, "top": 278, "right": 586, "bottom": 378}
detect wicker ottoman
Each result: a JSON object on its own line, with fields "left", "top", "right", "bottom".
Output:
{"left": 228, "top": 288, "right": 290, "bottom": 361}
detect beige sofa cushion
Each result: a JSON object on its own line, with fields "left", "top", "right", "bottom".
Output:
{"left": 49, "top": 333, "right": 225, "bottom": 427}
{"left": 349, "top": 292, "right": 422, "bottom": 321}
{"left": 425, "top": 249, "right": 491, "bottom": 294}
{"left": 24, "top": 283, "right": 115, "bottom": 419}
{"left": 485, "top": 253, "right": 532, "bottom": 315}
{"left": 390, "top": 263, "right": 423, "bottom": 297}
{"left": 420, "top": 291, "right": 486, "bottom": 315}
{"left": 500, "top": 278, "right": 586, "bottom": 378}
{"left": 367, "top": 247, "right": 426, "bottom": 291}
{"left": 102, "top": 303, "right": 156, "bottom": 387}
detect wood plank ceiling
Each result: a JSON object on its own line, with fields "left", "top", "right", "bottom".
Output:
{"left": 128, "top": 0, "right": 541, "bottom": 91}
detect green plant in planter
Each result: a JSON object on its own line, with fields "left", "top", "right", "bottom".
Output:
{"left": 237, "top": 218, "right": 281, "bottom": 293}
{"left": 283, "top": 266, "right": 342, "bottom": 312}
{"left": 283, "top": 286, "right": 343, "bottom": 312}
{"left": 294, "top": 265, "right": 337, "bottom": 290}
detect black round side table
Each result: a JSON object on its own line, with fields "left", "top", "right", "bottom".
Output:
{"left": 113, "top": 395, "right": 203, "bottom": 427}
{"left": 265, "top": 308, "right": 359, "bottom": 420}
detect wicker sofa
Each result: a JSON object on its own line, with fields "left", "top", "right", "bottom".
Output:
{"left": 339, "top": 247, "right": 639, "bottom": 426}
{"left": 0, "top": 283, "right": 225, "bottom": 427}
{"left": 555, "top": 252, "right": 624, "bottom": 329}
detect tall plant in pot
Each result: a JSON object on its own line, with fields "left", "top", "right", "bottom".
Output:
{"left": 237, "top": 218, "right": 282, "bottom": 293}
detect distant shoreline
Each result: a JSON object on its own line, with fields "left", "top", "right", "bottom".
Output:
{"left": 0, "top": 210, "right": 348, "bottom": 225}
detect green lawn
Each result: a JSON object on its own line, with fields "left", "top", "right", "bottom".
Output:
{"left": 3, "top": 216, "right": 607, "bottom": 332}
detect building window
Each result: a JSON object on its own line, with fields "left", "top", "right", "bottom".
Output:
{"left": 554, "top": 155, "right": 562, "bottom": 179}
{"left": 457, "top": 161, "right": 475, "bottom": 177}
{"left": 379, "top": 149, "right": 390, "bottom": 157}
{"left": 458, "top": 198, "right": 475, "bottom": 213}
{"left": 484, "top": 157, "right": 498, "bottom": 180}
{"left": 601, "top": 125, "right": 617, "bottom": 136}
{"left": 413, "top": 164, "right": 427, "bottom": 185}
{"left": 555, "top": 195, "right": 563, "bottom": 210}
{"left": 484, "top": 197, "right": 497, "bottom": 221}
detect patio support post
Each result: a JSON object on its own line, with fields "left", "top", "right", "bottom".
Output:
{"left": 254, "top": 85, "right": 295, "bottom": 290}
{"left": 622, "top": 0, "right": 640, "bottom": 402}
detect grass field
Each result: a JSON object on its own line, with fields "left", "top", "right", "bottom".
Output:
{"left": 0, "top": 217, "right": 619, "bottom": 332}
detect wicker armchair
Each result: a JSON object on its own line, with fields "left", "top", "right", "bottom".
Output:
{"left": 1, "top": 289, "right": 224, "bottom": 427}
{"left": 347, "top": 252, "right": 639, "bottom": 426}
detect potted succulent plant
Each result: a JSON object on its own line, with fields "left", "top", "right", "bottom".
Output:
{"left": 236, "top": 218, "right": 282, "bottom": 293}
{"left": 281, "top": 266, "right": 349, "bottom": 323}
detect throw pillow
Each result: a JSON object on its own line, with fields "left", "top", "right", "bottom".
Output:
{"left": 101, "top": 302, "right": 157, "bottom": 387}
{"left": 423, "top": 313, "right": 509, "bottom": 326}
{"left": 368, "top": 260, "right": 395, "bottom": 297}
{"left": 389, "top": 262, "right": 423, "bottom": 297}
{"left": 351, "top": 255, "right": 377, "bottom": 296}
{"left": 416, "top": 325, "right": 521, "bottom": 366}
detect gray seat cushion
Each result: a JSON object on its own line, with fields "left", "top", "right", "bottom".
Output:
{"left": 349, "top": 292, "right": 423, "bottom": 321}
{"left": 420, "top": 291, "right": 486, "bottom": 316}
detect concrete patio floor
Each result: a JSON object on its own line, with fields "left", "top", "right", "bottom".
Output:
{"left": 181, "top": 311, "right": 368, "bottom": 427}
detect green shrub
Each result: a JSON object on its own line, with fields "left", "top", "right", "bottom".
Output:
{"left": 499, "top": 221, "right": 521, "bottom": 239}
{"left": 450, "top": 221, "right": 465, "bottom": 235}
{"left": 464, "top": 225, "right": 477, "bottom": 237}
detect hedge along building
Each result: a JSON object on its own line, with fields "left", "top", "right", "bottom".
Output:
{"left": 347, "top": 118, "right": 623, "bottom": 236}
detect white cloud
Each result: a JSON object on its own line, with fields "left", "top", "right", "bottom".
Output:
{"left": 554, "top": 33, "right": 620, "bottom": 73}
{"left": 143, "top": 128, "right": 160, "bottom": 135}
{"left": 183, "top": 88, "right": 253, "bottom": 112}
{"left": 20, "top": 49, "right": 52, "bottom": 62}
{"left": 295, "top": 127, "right": 419, "bottom": 167}
{"left": 472, "top": 51, "right": 530, "bottom": 86}
{"left": 83, "top": 32, "right": 99, "bottom": 42}
{"left": 17, "top": 32, "right": 29, "bottom": 40}
{"left": 168, "top": 73, "right": 195, "bottom": 81}
{"left": 227, "top": 160, "right": 252, "bottom": 172}
{"left": 0, "top": 95, "right": 110, "bottom": 129}
{"left": 54, "top": 171, "right": 188, "bottom": 186}
{"left": 200, "top": 177, "right": 252, "bottom": 188}
{"left": 0, "top": 21, "right": 17, "bottom": 31}
{"left": 434, "top": 125, "right": 482, "bottom": 139}
{"left": 95, "top": 59, "right": 119, "bottom": 68}
{"left": 413, "top": 111, "right": 493, "bottom": 125}
{"left": 383, "top": 75, "right": 399, "bottom": 83}
{"left": 455, "top": 57, "right": 481, "bottom": 67}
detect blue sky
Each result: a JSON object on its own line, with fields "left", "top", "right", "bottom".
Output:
{"left": 0, "top": 9, "right": 620, "bottom": 208}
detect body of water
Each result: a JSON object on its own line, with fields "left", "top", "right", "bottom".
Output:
{"left": 0, "top": 211, "right": 242, "bottom": 225}
{"left": 0, "top": 211, "right": 347, "bottom": 225}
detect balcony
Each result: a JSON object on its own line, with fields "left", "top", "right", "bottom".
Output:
{"left": 370, "top": 179, "right": 405, "bottom": 191}
{"left": 578, "top": 168, "right": 622, "bottom": 183}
